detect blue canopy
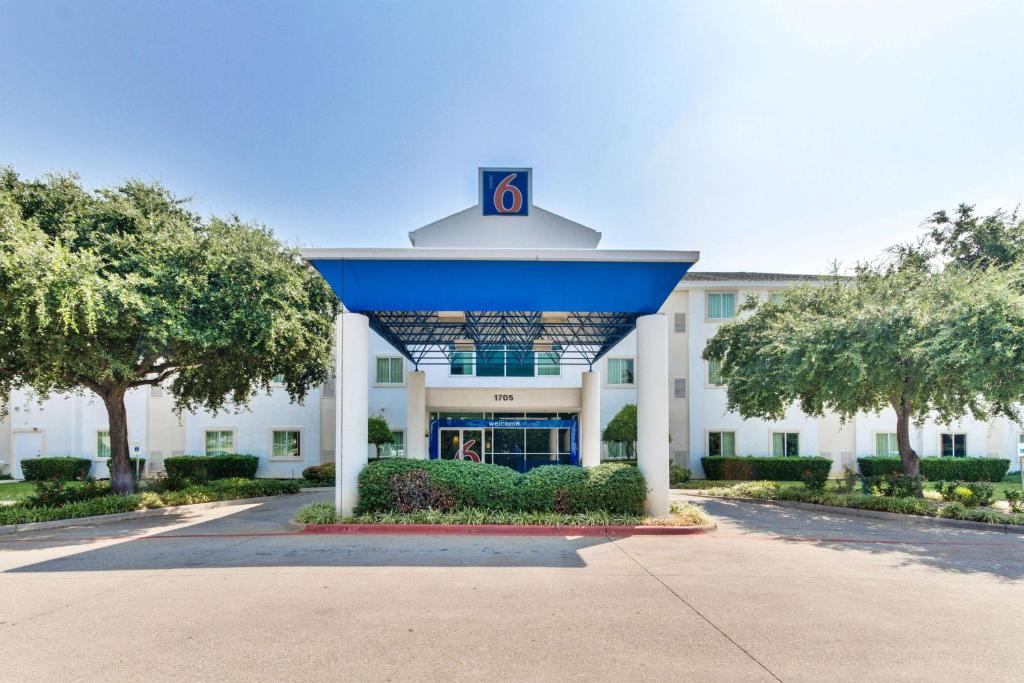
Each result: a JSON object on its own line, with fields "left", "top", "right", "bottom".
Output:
{"left": 304, "top": 248, "right": 698, "bottom": 367}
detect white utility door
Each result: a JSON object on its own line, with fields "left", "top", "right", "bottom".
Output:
{"left": 13, "top": 431, "right": 44, "bottom": 480}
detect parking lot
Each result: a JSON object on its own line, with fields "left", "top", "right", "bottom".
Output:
{"left": 1, "top": 491, "right": 1022, "bottom": 681}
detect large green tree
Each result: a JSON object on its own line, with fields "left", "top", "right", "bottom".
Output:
{"left": 703, "top": 253, "right": 1024, "bottom": 480}
{"left": 0, "top": 169, "right": 338, "bottom": 492}
{"left": 602, "top": 403, "right": 637, "bottom": 459}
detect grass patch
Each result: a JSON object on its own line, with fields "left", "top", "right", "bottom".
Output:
{"left": 0, "top": 478, "right": 301, "bottom": 526}
{"left": 0, "top": 481, "right": 44, "bottom": 503}
{"left": 294, "top": 501, "right": 709, "bottom": 527}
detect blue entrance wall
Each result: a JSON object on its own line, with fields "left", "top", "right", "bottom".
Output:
{"left": 429, "top": 418, "right": 579, "bottom": 470}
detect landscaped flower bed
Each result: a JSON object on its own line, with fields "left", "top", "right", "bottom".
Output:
{"left": 699, "top": 481, "right": 1024, "bottom": 526}
{"left": 0, "top": 477, "right": 301, "bottom": 527}
{"left": 294, "top": 501, "right": 708, "bottom": 528}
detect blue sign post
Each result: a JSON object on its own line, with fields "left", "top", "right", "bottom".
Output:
{"left": 480, "top": 167, "right": 530, "bottom": 216}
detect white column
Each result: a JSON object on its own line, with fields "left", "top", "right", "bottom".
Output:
{"left": 581, "top": 371, "right": 601, "bottom": 468}
{"left": 637, "top": 313, "right": 670, "bottom": 517}
{"left": 406, "top": 370, "right": 427, "bottom": 459}
{"left": 337, "top": 313, "right": 369, "bottom": 516}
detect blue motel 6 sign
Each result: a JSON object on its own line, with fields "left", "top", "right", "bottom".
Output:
{"left": 481, "top": 167, "right": 530, "bottom": 216}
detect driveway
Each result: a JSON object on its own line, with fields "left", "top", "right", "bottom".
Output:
{"left": 0, "top": 491, "right": 1021, "bottom": 681}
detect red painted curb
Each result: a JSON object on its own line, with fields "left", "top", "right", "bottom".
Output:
{"left": 301, "top": 523, "right": 707, "bottom": 537}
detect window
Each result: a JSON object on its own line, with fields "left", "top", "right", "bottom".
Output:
{"left": 941, "top": 433, "right": 967, "bottom": 458}
{"left": 875, "top": 433, "right": 899, "bottom": 457}
{"left": 607, "top": 358, "right": 635, "bottom": 385}
{"left": 271, "top": 373, "right": 285, "bottom": 384}
{"left": 674, "top": 378, "right": 687, "bottom": 398}
{"left": 450, "top": 349, "right": 473, "bottom": 376}
{"left": 708, "top": 359, "right": 724, "bottom": 386}
{"left": 605, "top": 441, "right": 632, "bottom": 460}
{"left": 769, "top": 292, "right": 784, "bottom": 305}
{"left": 97, "top": 430, "right": 111, "bottom": 459}
{"left": 205, "top": 430, "right": 234, "bottom": 456}
{"left": 537, "top": 345, "right": 561, "bottom": 376}
{"left": 379, "top": 430, "right": 405, "bottom": 458}
{"left": 772, "top": 432, "right": 799, "bottom": 457}
{"left": 375, "top": 357, "right": 404, "bottom": 385}
{"left": 708, "top": 431, "right": 735, "bottom": 457}
{"left": 707, "top": 292, "right": 737, "bottom": 320}
{"left": 272, "top": 430, "right": 301, "bottom": 458}
{"left": 674, "top": 312, "right": 687, "bottom": 333}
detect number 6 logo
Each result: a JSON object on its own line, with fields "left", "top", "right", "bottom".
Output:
{"left": 493, "top": 173, "right": 523, "bottom": 214}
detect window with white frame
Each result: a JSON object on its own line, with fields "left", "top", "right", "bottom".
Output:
{"left": 272, "top": 430, "right": 301, "bottom": 458}
{"left": 97, "top": 430, "right": 111, "bottom": 459}
{"left": 605, "top": 441, "right": 632, "bottom": 460}
{"left": 707, "top": 291, "right": 737, "bottom": 320}
{"left": 708, "top": 431, "right": 735, "bottom": 457}
{"left": 379, "top": 430, "right": 405, "bottom": 458}
{"left": 205, "top": 430, "right": 234, "bottom": 456}
{"left": 375, "top": 356, "right": 404, "bottom": 385}
{"left": 941, "top": 433, "right": 967, "bottom": 458}
{"left": 707, "top": 359, "right": 724, "bottom": 386}
{"left": 875, "top": 433, "right": 899, "bottom": 457}
{"left": 772, "top": 432, "right": 799, "bottom": 457}
{"left": 606, "top": 358, "right": 635, "bottom": 385}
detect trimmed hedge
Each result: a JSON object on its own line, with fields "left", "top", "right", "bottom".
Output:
{"left": 21, "top": 457, "right": 92, "bottom": 482}
{"left": 164, "top": 454, "right": 259, "bottom": 481}
{"left": 857, "top": 457, "right": 1010, "bottom": 482}
{"left": 356, "top": 459, "right": 648, "bottom": 515}
{"left": 701, "top": 456, "right": 832, "bottom": 481}
{"left": 302, "top": 463, "right": 335, "bottom": 486}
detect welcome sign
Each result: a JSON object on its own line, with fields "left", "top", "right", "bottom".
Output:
{"left": 480, "top": 167, "right": 530, "bottom": 216}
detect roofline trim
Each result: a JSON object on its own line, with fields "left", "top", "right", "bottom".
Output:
{"left": 302, "top": 247, "right": 699, "bottom": 263}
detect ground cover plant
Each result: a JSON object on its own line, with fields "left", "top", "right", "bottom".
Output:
{"left": 356, "top": 459, "right": 648, "bottom": 515}
{"left": 0, "top": 478, "right": 300, "bottom": 526}
{"left": 294, "top": 499, "right": 708, "bottom": 527}
{"left": 698, "top": 480, "right": 1024, "bottom": 527}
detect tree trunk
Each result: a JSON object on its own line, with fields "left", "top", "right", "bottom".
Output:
{"left": 101, "top": 387, "right": 136, "bottom": 494}
{"left": 893, "top": 398, "right": 923, "bottom": 496}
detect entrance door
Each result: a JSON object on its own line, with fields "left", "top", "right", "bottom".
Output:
{"left": 14, "top": 431, "right": 44, "bottom": 480}
{"left": 439, "top": 428, "right": 485, "bottom": 463}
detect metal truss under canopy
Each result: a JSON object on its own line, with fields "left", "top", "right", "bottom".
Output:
{"left": 365, "top": 310, "right": 640, "bottom": 368}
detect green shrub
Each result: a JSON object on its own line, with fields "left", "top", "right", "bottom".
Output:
{"left": 295, "top": 501, "right": 338, "bottom": 524}
{"left": 701, "top": 456, "right": 832, "bottom": 481}
{"left": 1006, "top": 489, "right": 1024, "bottom": 513}
{"left": 670, "top": 465, "right": 692, "bottom": 486}
{"left": 20, "top": 457, "right": 92, "bottom": 481}
{"left": 937, "top": 481, "right": 995, "bottom": 507}
{"left": 302, "top": 463, "right": 335, "bottom": 486}
{"left": 0, "top": 494, "right": 143, "bottom": 526}
{"left": 801, "top": 467, "right": 828, "bottom": 490}
{"left": 862, "top": 474, "right": 923, "bottom": 498}
{"left": 355, "top": 460, "right": 647, "bottom": 515}
{"left": 26, "top": 479, "right": 111, "bottom": 508}
{"left": 857, "top": 457, "right": 1010, "bottom": 482}
{"left": 163, "top": 454, "right": 259, "bottom": 482}
{"left": 158, "top": 478, "right": 300, "bottom": 506}
{"left": 704, "top": 480, "right": 781, "bottom": 499}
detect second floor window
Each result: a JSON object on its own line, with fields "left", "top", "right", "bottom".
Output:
{"left": 375, "top": 357, "right": 404, "bottom": 385}
{"left": 607, "top": 358, "right": 635, "bottom": 385}
{"left": 707, "top": 292, "right": 737, "bottom": 320}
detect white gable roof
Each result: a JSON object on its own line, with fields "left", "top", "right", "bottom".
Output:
{"left": 408, "top": 204, "right": 602, "bottom": 249}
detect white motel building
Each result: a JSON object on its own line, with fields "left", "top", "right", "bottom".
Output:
{"left": 1, "top": 169, "right": 1021, "bottom": 513}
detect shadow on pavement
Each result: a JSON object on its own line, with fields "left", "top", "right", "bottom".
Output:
{"left": 693, "top": 496, "right": 1024, "bottom": 580}
{"left": 3, "top": 492, "right": 613, "bottom": 573}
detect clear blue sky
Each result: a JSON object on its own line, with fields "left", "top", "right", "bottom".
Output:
{"left": 2, "top": 0, "right": 1022, "bottom": 272}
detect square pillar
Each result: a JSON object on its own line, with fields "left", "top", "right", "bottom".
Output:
{"left": 336, "top": 312, "right": 369, "bottom": 516}
{"left": 406, "top": 370, "right": 427, "bottom": 459}
{"left": 581, "top": 370, "right": 601, "bottom": 467}
{"left": 637, "top": 313, "right": 669, "bottom": 517}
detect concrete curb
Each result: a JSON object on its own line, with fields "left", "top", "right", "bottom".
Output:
{"left": 694, "top": 494, "right": 1024, "bottom": 535}
{"left": 291, "top": 521, "right": 716, "bottom": 537}
{"left": 0, "top": 494, "right": 303, "bottom": 535}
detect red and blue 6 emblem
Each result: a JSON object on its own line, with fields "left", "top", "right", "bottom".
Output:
{"left": 481, "top": 168, "right": 529, "bottom": 216}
